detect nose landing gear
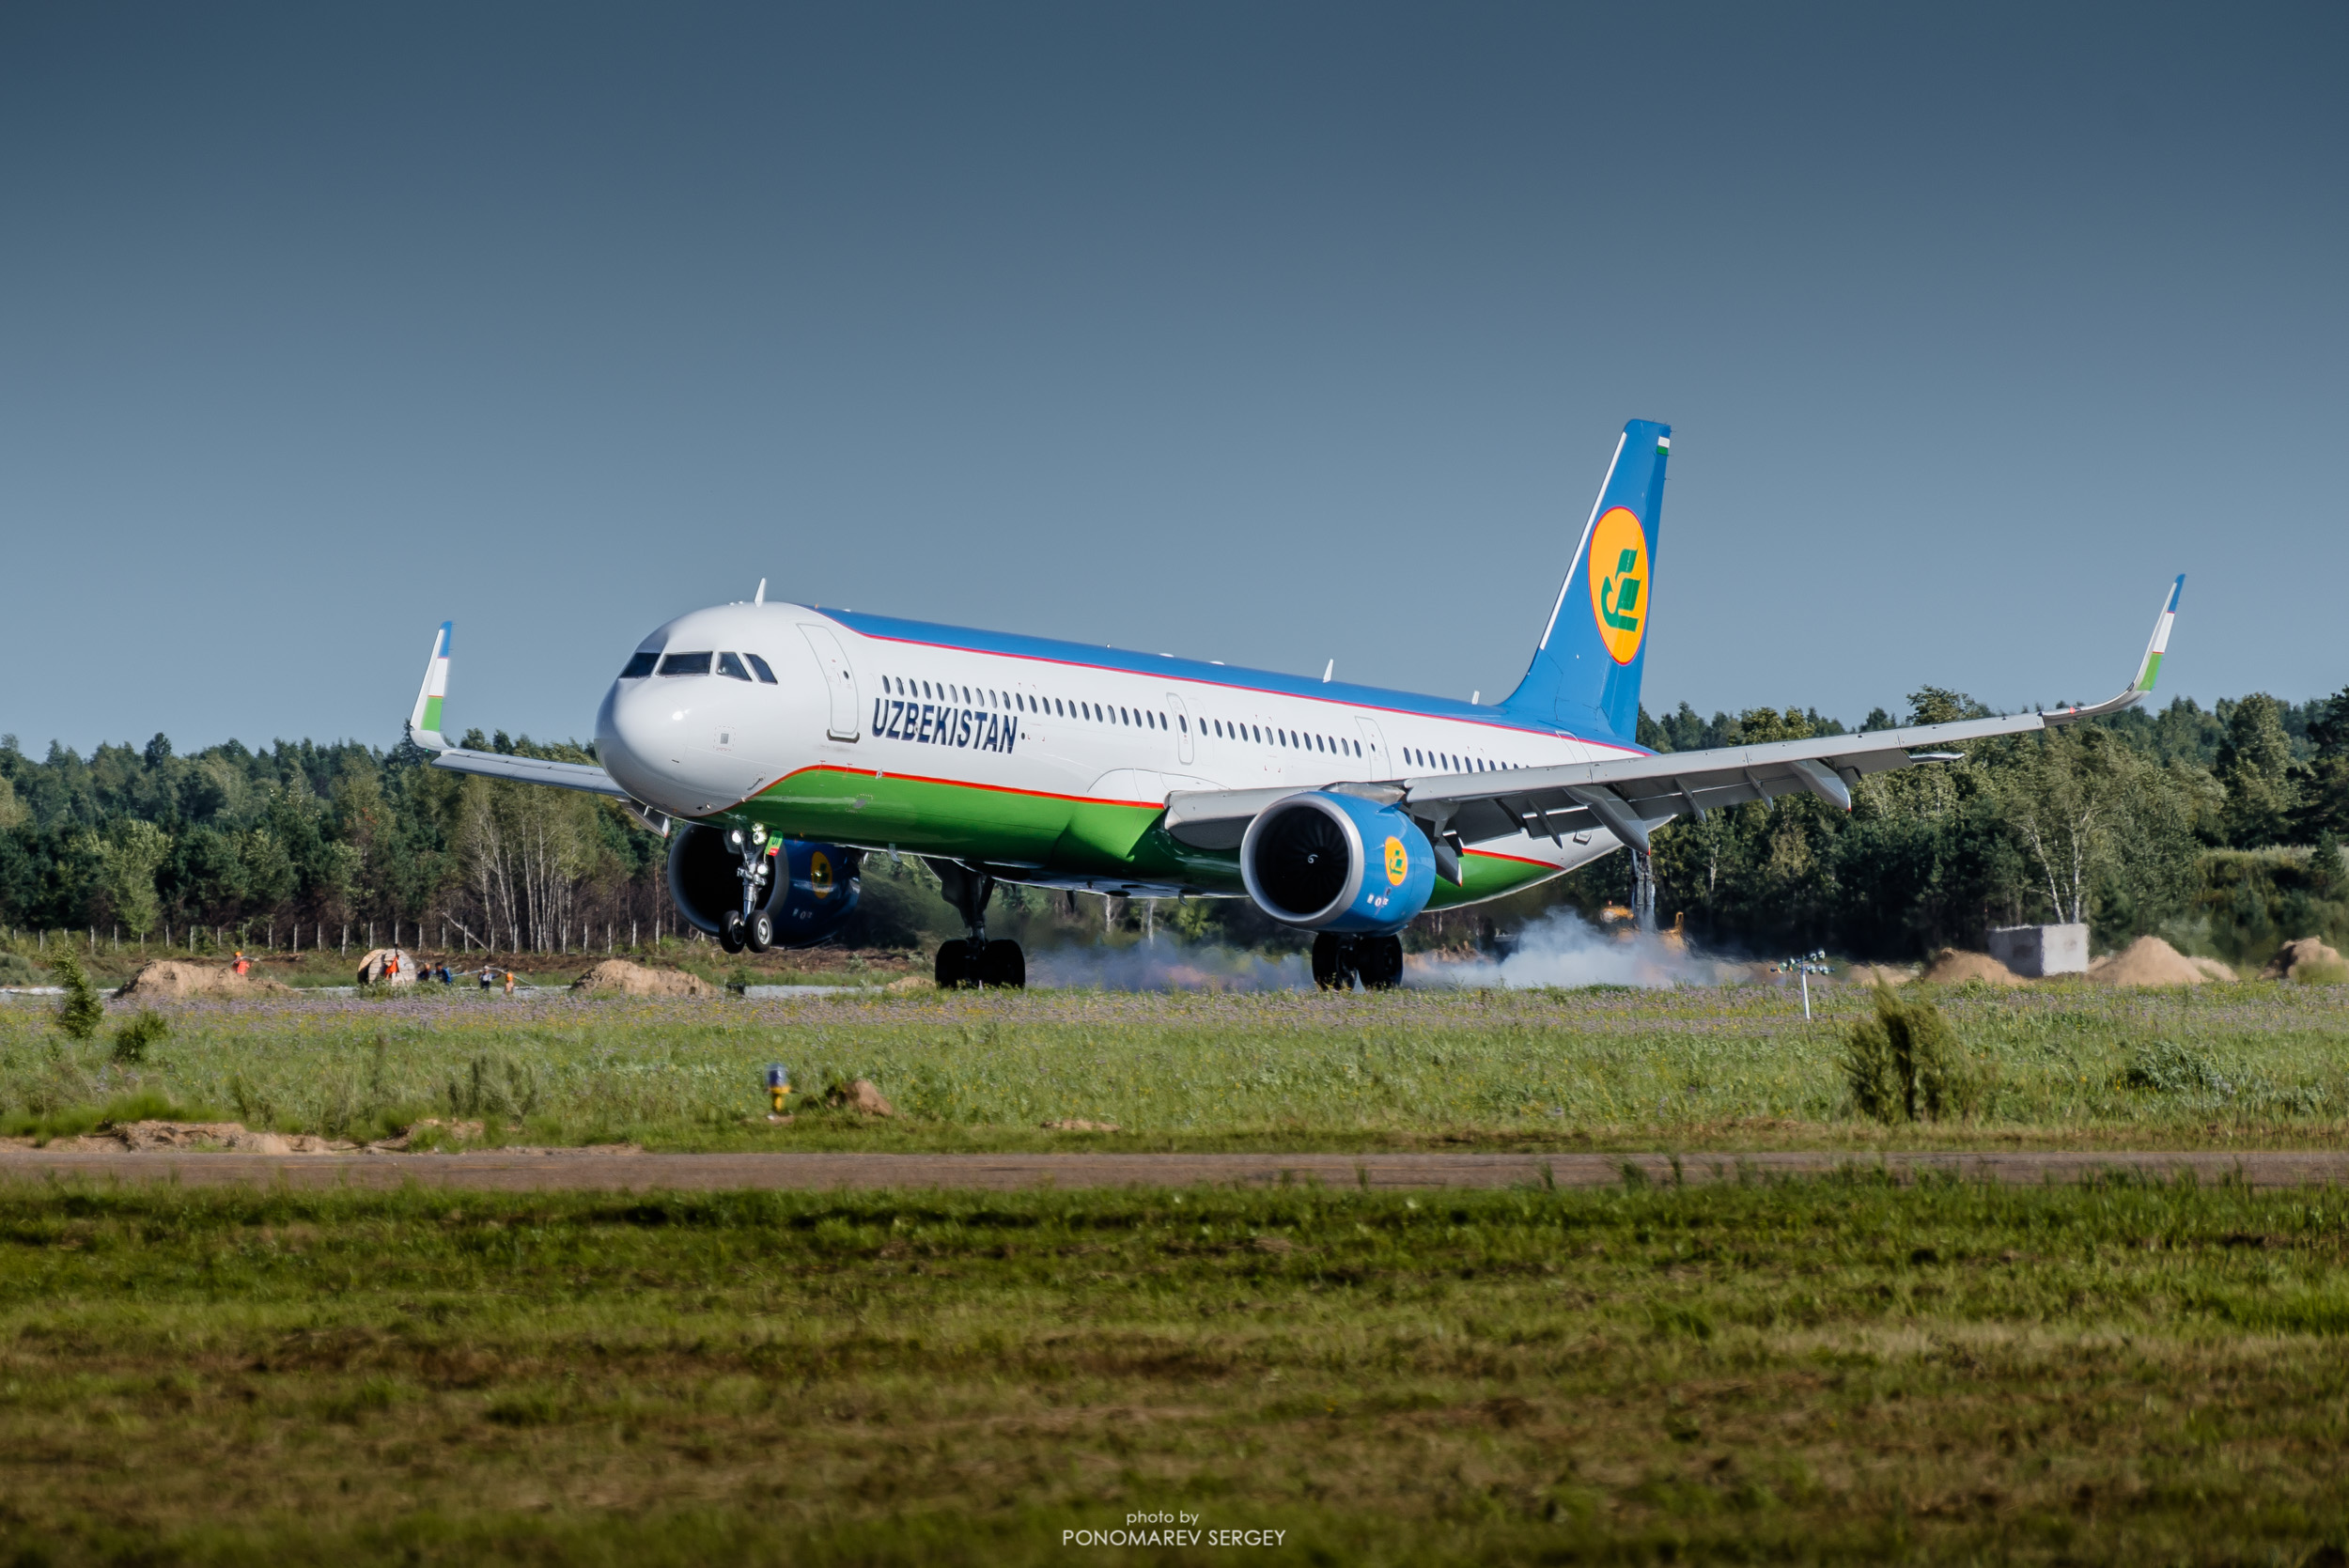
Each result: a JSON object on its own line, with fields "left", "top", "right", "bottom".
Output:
{"left": 1311, "top": 933, "right": 1405, "bottom": 991}
{"left": 927, "top": 859, "right": 1026, "bottom": 988}
{"left": 719, "top": 826, "right": 775, "bottom": 955}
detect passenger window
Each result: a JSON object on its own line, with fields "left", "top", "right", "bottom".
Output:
{"left": 745, "top": 653, "right": 779, "bottom": 684}
{"left": 716, "top": 652, "right": 753, "bottom": 682}
{"left": 619, "top": 650, "right": 659, "bottom": 679}
{"left": 658, "top": 652, "right": 712, "bottom": 676}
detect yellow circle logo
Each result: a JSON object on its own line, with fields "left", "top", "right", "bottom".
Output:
{"left": 1585, "top": 506, "right": 1651, "bottom": 665}
{"left": 1383, "top": 835, "right": 1408, "bottom": 887}
{"left": 808, "top": 849, "right": 833, "bottom": 897}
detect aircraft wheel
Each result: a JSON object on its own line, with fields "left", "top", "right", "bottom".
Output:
{"left": 1359, "top": 935, "right": 1405, "bottom": 990}
{"left": 1311, "top": 933, "right": 1356, "bottom": 991}
{"left": 746, "top": 911, "right": 773, "bottom": 954}
{"left": 935, "top": 939, "right": 980, "bottom": 989}
{"left": 981, "top": 939, "right": 1026, "bottom": 989}
{"left": 720, "top": 911, "right": 748, "bottom": 955}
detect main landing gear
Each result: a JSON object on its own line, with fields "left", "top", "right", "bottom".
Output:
{"left": 927, "top": 860, "right": 1026, "bottom": 989}
{"left": 1312, "top": 933, "right": 1404, "bottom": 991}
{"left": 719, "top": 826, "right": 773, "bottom": 955}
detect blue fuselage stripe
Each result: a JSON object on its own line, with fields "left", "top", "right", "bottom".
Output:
{"left": 819, "top": 608, "right": 1650, "bottom": 753}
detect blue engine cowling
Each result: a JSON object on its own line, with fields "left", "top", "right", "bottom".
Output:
{"left": 666, "top": 824, "right": 862, "bottom": 948}
{"left": 1238, "top": 791, "right": 1437, "bottom": 935}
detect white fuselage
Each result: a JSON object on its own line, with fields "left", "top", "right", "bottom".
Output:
{"left": 597, "top": 601, "right": 1629, "bottom": 888}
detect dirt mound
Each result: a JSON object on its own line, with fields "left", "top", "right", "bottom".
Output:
{"left": 76, "top": 1120, "right": 349, "bottom": 1154}
{"left": 2190, "top": 955, "right": 2240, "bottom": 983}
{"left": 569, "top": 959, "right": 719, "bottom": 998}
{"left": 883, "top": 974, "right": 936, "bottom": 993}
{"left": 825, "top": 1079, "right": 894, "bottom": 1116}
{"left": 1920, "top": 950, "right": 2024, "bottom": 986}
{"left": 2086, "top": 936, "right": 2208, "bottom": 987}
{"left": 1843, "top": 964, "right": 1915, "bottom": 987}
{"left": 115, "top": 961, "right": 290, "bottom": 1001}
{"left": 355, "top": 947, "right": 420, "bottom": 985}
{"left": 2262, "top": 937, "right": 2347, "bottom": 983}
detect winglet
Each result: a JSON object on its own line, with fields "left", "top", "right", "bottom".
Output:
{"left": 407, "top": 621, "right": 453, "bottom": 752}
{"left": 2044, "top": 576, "right": 2184, "bottom": 726}
{"left": 2131, "top": 574, "right": 2184, "bottom": 694}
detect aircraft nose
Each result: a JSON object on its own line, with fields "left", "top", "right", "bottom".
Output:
{"left": 596, "top": 679, "right": 686, "bottom": 810}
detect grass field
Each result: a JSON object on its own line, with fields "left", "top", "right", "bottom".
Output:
{"left": 0, "top": 980, "right": 2343, "bottom": 1151}
{"left": 5, "top": 1174, "right": 2349, "bottom": 1564}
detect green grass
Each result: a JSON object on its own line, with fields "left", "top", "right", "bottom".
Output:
{"left": 3, "top": 1175, "right": 2349, "bottom": 1562}
{"left": 2, "top": 980, "right": 2345, "bottom": 1151}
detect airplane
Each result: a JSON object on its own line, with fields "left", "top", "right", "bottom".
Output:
{"left": 403, "top": 418, "right": 2184, "bottom": 990}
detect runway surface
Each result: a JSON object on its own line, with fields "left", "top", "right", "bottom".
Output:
{"left": 2, "top": 1148, "right": 2346, "bottom": 1192}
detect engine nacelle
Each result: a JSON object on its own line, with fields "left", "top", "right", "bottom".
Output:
{"left": 666, "top": 825, "right": 862, "bottom": 948}
{"left": 1239, "top": 791, "right": 1436, "bottom": 935}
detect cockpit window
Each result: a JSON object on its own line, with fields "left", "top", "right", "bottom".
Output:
{"left": 716, "top": 652, "right": 753, "bottom": 682}
{"left": 745, "top": 653, "right": 779, "bottom": 684}
{"left": 619, "top": 650, "right": 660, "bottom": 679}
{"left": 658, "top": 652, "right": 713, "bottom": 676}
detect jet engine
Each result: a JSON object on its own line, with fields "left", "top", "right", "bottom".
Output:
{"left": 1238, "top": 791, "right": 1436, "bottom": 935}
{"left": 666, "top": 824, "right": 862, "bottom": 949}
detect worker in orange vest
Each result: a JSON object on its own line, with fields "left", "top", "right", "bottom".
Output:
{"left": 232, "top": 951, "right": 249, "bottom": 976}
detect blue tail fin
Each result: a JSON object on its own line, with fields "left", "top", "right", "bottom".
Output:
{"left": 1500, "top": 419, "right": 1671, "bottom": 743}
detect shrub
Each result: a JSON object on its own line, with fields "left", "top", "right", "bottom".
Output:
{"left": 49, "top": 948, "right": 104, "bottom": 1042}
{"left": 2124, "top": 1039, "right": 2231, "bottom": 1096}
{"left": 1842, "top": 986, "right": 1977, "bottom": 1124}
{"left": 111, "top": 1010, "right": 169, "bottom": 1063}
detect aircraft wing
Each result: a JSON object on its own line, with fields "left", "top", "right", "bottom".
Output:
{"left": 1167, "top": 575, "right": 2183, "bottom": 874}
{"left": 401, "top": 620, "right": 670, "bottom": 833}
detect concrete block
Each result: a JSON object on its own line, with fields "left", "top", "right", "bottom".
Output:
{"left": 1986, "top": 924, "right": 2089, "bottom": 977}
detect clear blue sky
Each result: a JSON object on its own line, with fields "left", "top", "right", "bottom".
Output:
{"left": 4, "top": 2, "right": 2342, "bottom": 755}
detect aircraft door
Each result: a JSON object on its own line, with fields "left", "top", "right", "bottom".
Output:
{"left": 1166, "top": 692, "right": 1194, "bottom": 765}
{"left": 798, "top": 624, "right": 862, "bottom": 741}
{"left": 1354, "top": 716, "right": 1392, "bottom": 776}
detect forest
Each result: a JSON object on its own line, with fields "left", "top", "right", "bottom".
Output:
{"left": 0, "top": 684, "right": 2342, "bottom": 968}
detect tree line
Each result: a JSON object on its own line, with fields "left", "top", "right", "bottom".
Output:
{"left": 0, "top": 685, "right": 2342, "bottom": 965}
{"left": 1589, "top": 685, "right": 2349, "bottom": 964}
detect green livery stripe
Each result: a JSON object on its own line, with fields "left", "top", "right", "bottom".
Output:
{"left": 421, "top": 696, "right": 443, "bottom": 731}
{"left": 735, "top": 765, "right": 1565, "bottom": 906}
{"left": 1429, "top": 849, "right": 1564, "bottom": 908}
{"left": 2137, "top": 651, "right": 2162, "bottom": 691}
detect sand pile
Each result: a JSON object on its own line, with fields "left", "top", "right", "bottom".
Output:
{"left": 77, "top": 1121, "right": 348, "bottom": 1154}
{"left": 355, "top": 947, "right": 420, "bottom": 985}
{"left": 1843, "top": 964, "right": 1915, "bottom": 987}
{"left": 2189, "top": 955, "right": 2239, "bottom": 982}
{"left": 115, "top": 961, "right": 290, "bottom": 1001}
{"left": 569, "top": 959, "right": 720, "bottom": 998}
{"left": 2086, "top": 936, "right": 2207, "bottom": 987}
{"left": 1920, "top": 950, "right": 2024, "bottom": 986}
{"left": 2262, "top": 937, "right": 2347, "bottom": 983}
{"left": 825, "top": 1079, "right": 894, "bottom": 1116}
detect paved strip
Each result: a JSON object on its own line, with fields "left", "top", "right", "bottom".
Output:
{"left": 0, "top": 1149, "right": 2344, "bottom": 1193}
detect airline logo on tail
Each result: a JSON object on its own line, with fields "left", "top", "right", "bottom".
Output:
{"left": 1587, "top": 508, "right": 1650, "bottom": 664}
